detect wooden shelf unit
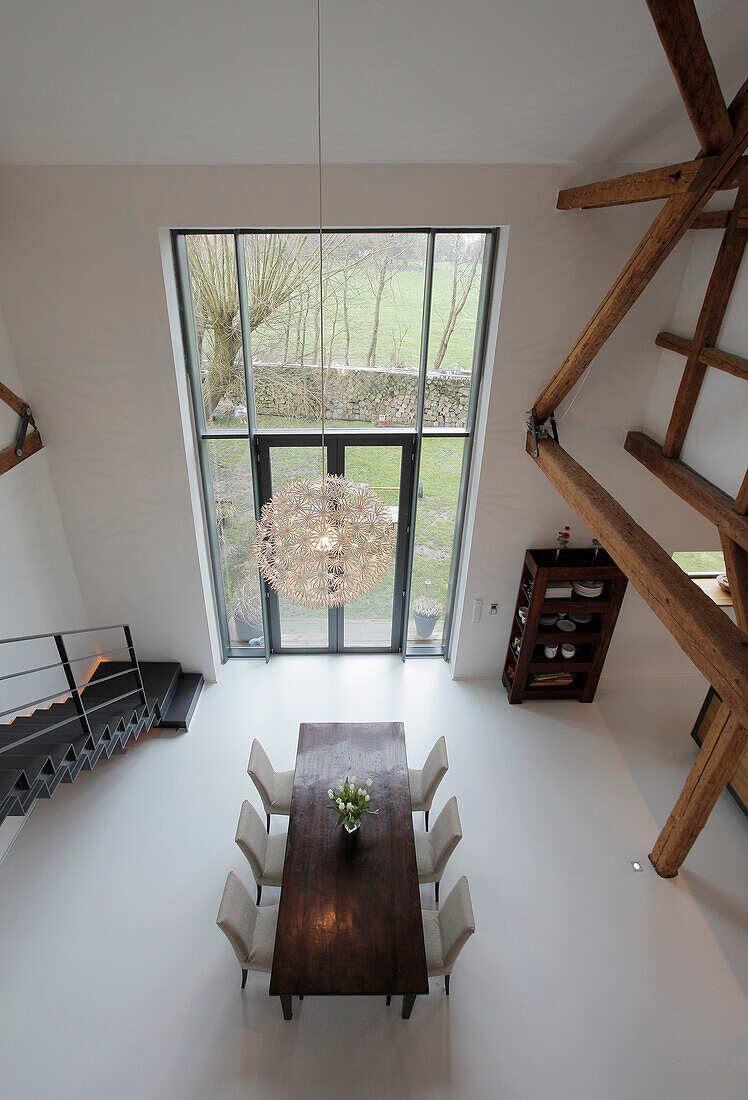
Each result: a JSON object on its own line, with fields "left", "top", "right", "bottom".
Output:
{"left": 502, "top": 548, "right": 628, "bottom": 703}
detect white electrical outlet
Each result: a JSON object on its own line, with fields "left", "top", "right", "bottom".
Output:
{"left": 472, "top": 599, "right": 483, "bottom": 624}
{"left": 490, "top": 603, "right": 498, "bottom": 615}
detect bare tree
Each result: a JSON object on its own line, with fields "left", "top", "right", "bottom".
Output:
{"left": 431, "top": 235, "right": 482, "bottom": 371}
{"left": 365, "top": 234, "right": 396, "bottom": 368}
{"left": 187, "top": 233, "right": 339, "bottom": 414}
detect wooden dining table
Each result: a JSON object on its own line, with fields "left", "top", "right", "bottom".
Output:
{"left": 269, "top": 721, "right": 428, "bottom": 1019}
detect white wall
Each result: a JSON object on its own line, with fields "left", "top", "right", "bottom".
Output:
{"left": 0, "top": 164, "right": 713, "bottom": 685}
{"left": 0, "top": 302, "right": 89, "bottom": 859}
{"left": 643, "top": 230, "right": 748, "bottom": 502}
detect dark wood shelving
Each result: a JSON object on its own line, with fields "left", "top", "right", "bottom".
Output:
{"left": 503, "top": 547, "right": 628, "bottom": 704}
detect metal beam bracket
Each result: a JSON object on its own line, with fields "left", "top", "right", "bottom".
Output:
{"left": 527, "top": 410, "right": 559, "bottom": 457}
{"left": 14, "top": 406, "right": 31, "bottom": 457}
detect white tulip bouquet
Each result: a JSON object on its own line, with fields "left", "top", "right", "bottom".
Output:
{"left": 328, "top": 775, "right": 378, "bottom": 833}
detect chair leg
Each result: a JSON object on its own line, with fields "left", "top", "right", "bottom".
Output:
{"left": 241, "top": 969, "right": 248, "bottom": 990}
{"left": 299, "top": 995, "right": 304, "bottom": 1001}
{"left": 434, "top": 880, "right": 439, "bottom": 906}
{"left": 266, "top": 813, "right": 271, "bottom": 833}
{"left": 386, "top": 995, "right": 392, "bottom": 1007}
{"left": 425, "top": 810, "right": 429, "bottom": 831}
{"left": 445, "top": 974, "right": 450, "bottom": 996}
{"left": 256, "top": 883, "right": 262, "bottom": 905}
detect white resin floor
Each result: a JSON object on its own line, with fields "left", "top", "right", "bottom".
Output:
{"left": 0, "top": 657, "right": 746, "bottom": 1100}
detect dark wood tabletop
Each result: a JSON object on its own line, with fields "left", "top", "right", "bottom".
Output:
{"left": 269, "top": 722, "right": 428, "bottom": 1018}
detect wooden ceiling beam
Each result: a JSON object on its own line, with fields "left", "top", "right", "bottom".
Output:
{"left": 556, "top": 157, "right": 746, "bottom": 211}
{"left": 624, "top": 431, "right": 748, "bottom": 551}
{"left": 533, "top": 90, "right": 748, "bottom": 424}
{"left": 527, "top": 434, "right": 748, "bottom": 724}
{"left": 656, "top": 330, "right": 748, "bottom": 381}
{"left": 735, "top": 470, "right": 748, "bottom": 515}
{"left": 663, "top": 180, "right": 748, "bottom": 457}
{"left": 691, "top": 209, "right": 731, "bottom": 230}
{"left": 645, "top": 0, "right": 733, "bottom": 154}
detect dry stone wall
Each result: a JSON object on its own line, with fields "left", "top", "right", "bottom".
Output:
{"left": 253, "top": 362, "right": 471, "bottom": 426}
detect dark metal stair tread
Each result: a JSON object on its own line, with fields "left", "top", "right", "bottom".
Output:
{"left": 0, "top": 769, "right": 26, "bottom": 800}
{"left": 0, "top": 741, "right": 72, "bottom": 767}
{"left": 159, "top": 673, "right": 204, "bottom": 729}
{"left": 84, "top": 661, "right": 181, "bottom": 713}
{"left": 0, "top": 753, "right": 54, "bottom": 785}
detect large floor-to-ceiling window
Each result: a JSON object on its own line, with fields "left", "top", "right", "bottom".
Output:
{"left": 174, "top": 229, "right": 496, "bottom": 659}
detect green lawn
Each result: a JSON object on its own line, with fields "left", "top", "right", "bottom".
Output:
{"left": 208, "top": 432, "right": 464, "bottom": 628}
{"left": 252, "top": 259, "right": 483, "bottom": 374}
{"left": 672, "top": 550, "right": 725, "bottom": 573}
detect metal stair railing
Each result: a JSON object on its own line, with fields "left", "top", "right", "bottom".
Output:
{"left": 0, "top": 624, "right": 148, "bottom": 754}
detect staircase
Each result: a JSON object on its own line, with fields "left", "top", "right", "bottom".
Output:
{"left": 0, "top": 625, "right": 203, "bottom": 828}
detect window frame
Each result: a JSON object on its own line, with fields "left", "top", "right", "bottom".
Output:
{"left": 173, "top": 226, "right": 498, "bottom": 661}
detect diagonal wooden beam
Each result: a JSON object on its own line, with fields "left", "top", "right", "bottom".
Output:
{"left": 645, "top": 0, "right": 733, "bottom": 154}
{"left": 0, "top": 428, "right": 43, "bottom": 477}
{"left": 650, "top": 488, "right": 748, "bottom": 879}
{"left": 534, "top": 92, "right": 748, "bottom": 423}
{"left": 527, "top": 435, "right": 748, "bottom": 724}
{"left": 0, "top": 380, "right": 30, "bottom": 419}
{"left": 663, "top": 180, "right": 748, "bottom": 456}
{"left": 721, "top": 535, "right": 748, "bottom": 630}
{"left": 556, "top": 157, "right": 746, "bottom": 211}
{"left": 624, "top": 432, "right": 748, "bottom": 550}
{"left": 656, "top": 331, "right": 748, "bottom": 380}
{"left": 650, "top": 703, "right": 747, "bottom": 876}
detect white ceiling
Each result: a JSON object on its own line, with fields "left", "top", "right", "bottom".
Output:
{"left": 0, "top": 0, "right": 744, "bottom": 165}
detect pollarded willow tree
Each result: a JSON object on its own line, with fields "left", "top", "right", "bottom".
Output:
{"left": 187, "top": 233, "right": 341, "bottom": 418}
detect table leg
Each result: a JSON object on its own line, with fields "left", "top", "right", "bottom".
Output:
{"left": 402, "top": 993, "right": 417, "bottom": 1019}
{"left": 279, "top": 994, "right": 293, "bottom": 1021}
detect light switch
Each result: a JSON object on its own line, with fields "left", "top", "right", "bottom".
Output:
{"left": 490, "top": 603, "right": 498, "bottom": 615}
{"left": 472, "top": 599, "right": 483, "bottom": 623}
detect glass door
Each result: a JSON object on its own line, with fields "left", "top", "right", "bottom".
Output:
{"left": 257, "top": 434, "right": 415, "bottom": 653}
{"left": 340, "top": 440, "right": 412, "bottom": 651}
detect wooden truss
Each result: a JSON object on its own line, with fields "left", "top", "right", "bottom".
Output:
{"left": 528, "top": 0, "right": 748, "bottom": 877}
{"left": 0, "top": 381, "right": 43, "bottom": 478}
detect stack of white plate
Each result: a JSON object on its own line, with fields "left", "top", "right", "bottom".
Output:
{"left": 539, "top": 613, "right": 558, "bottom": 626}
{"left": 569, "top": 611, "right": 592, "bottom": 624}
{"left": 572, "top": 579, "right": 604, "bottom": 598}
{"left": 557, "top": 619, "right": 576, "bottom": 633}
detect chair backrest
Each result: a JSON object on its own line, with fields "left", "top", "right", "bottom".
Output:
{"left": 428, "top": 795, "right": 462, "bottom": 876}
{"left": 438, "top": 876, "right": 475, "bottom": 972}
{"left": 216, "top": 871, "right": 258, "bottom": 967}
{"left": 421, "top": 736, "right": 449, "bottom": 805}
{"left": 235, "top": 800, "right": 268, "bottom": 881}
{"left": 247, "top": 738, "right": 275, "bottom": 810}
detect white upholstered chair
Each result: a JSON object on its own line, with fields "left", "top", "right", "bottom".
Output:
{"left": 385, "top": 875, "right": 475, "bottom": 1006}
{"left": 408, "top": 735, "right": 448, "bottom": 829}
{"left": 414, "top": 795, "right": 462, "bottom": 905}
{"left": 247, "top": 738, "right": 293, "bottom": 832}
{"left": 216, "top": 871, "right": 279, "bottom": 989}
{"left": 235, "top": 799, "right": 287, "bottom": 905}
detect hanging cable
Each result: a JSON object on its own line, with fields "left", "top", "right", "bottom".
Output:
{"left": 316, "top": 0, "right": 325, "bottom": 483}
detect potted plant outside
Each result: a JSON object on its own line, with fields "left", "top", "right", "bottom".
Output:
{"left": 234, "top": 585, "right": 264, "bottom": 643}
{"left": 412, "top": 594, "right": 442, "bottom": 640}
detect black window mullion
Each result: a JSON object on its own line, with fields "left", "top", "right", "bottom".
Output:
{"left": 401, "top": 231, "right": 435, "bottom": 660}
{"left": 235, "top": 233, "right": 271, "bottom": 660}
